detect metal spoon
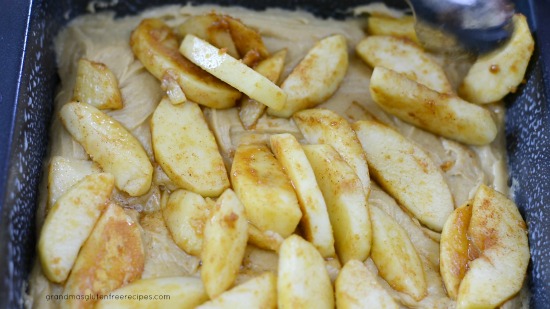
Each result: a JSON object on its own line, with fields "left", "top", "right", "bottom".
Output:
{"left": 407, "top": 0, "right": 515, "bottom": 54}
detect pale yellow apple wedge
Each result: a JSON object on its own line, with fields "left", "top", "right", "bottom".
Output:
{"left": 366, "top": 15, "right": 419, "bottom": 43}
{"left": 278, "top": 235, "right": 334, "bottom": 309}
{"left": 267, "top": 34, "right": 348, "bottom": 117}
{"left": 178, "top": 14, "right": 239, "bottom": 58}
{"left": 162, "top": 189, "right": 211, "bottom": 256}
{"left": 47, "top": 156, "right": 101, "bottom": 211}
{"left": 302, "top": 144, "right": 371, "bottom": 264}
{"left": 73, "top": 58, "right": 123, "bottom": 110}
{"left": 180, "top": 34, "right": 286, "bottom": 111}
{"left": 151, "top": 98, "right": 229, "bottom": 197}
{"left": 61, "top": 203, "right": 145, "bottom": 309}
{"left": 131, "top": 18, "right": 241, "bottom": 109}
{"left": 369, "top": 67, "right": 497, "bottom": 145}
{"left": 352, "top": 120, "right": 454, "bottom": 232}
{"left": 456, "top": 185, "right": 530, "bottom": 308}
{"left": 240, "top": 49, "right": 287, "bottom": 129}
{"left": 440, "top": 202, "right": 472, "bottom": 299}
{"left": 336, "top": 260, "right": 399, "bottom": 309}
{"left": 356, "top": 35, "right": 452, "bottom": 93}
{"left": 60, "top": 102, "right": 153, "bottom": 196}
{"left": 197, "top": 272, "right": 277, "bottom": 309}
{"left": 230, "top": 144, "right": 302, "bottom": 237}
{"left": 459, "top": 14, "right": 535, "bottom": 104}
{"left": 39, "top": 173, "right": 114, "bottom": 283}
{"left": 294, "top": 108, "right": 371, "bottom": 196}
{"left": 270, "top": 133, "right": 335, "bottom": 257}
{"left": 201, "top": 189, "right": 248, "bottom": 298}
{"left": 96, "top": 277, "right": 209, "bottom": 309}
{"left": 370, "top": 206, "right": 427, "bottom": 301}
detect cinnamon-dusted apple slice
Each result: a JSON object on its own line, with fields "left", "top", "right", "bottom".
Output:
{"left": 162, "top": 189, "right": 212, "bottom": 256}
{"left": 459, "top": 14, "right": 535, "bottom": 104}
{"left": 270, "top": 133, "right": 335, "bottom": 258}
{"left": 230, "top": 144, "right": 302, "bottom": 237}
{"left": 62, "top": 203, "right": 145, "bottom": 309}
{"left": 267, "top": 34, "right": 348, "bottom": 118}
{"left": 294, "top": 108, "right": 371, "bottom": 196}
{"left": 440, "top": 185, "right": 529, "bottom": 308}
{"left": 180, "top": 34, "right": 286, "bottom": 111}
{"left": 197, "top": 272, "right": 277, "bottom": 309}
{"left": 178, "top": 14, "right": 239, "bottom": 58}
{"left": 39, "top": 173, "right": 114, "bottom": 283}
{"left": 60, "top": 102, "right": 153, "bottom": 196}
{"left": 47, "top": 156, "right": 101, "bottom": 211}
{"left": 356, "top": 35, "right": 452, "bottom": 93}
{"left": 240, "top": 49, "right": 287, "bottom": 129}
{"left": 73, "top": 58, "right": 123, "bottom": 110}
{"left": 201, "top": 189, "right": 248, "bottom": 298}
{"left": 278, "top": 235, "right": 334, "bottom": 309}
{"left": 302, "top": 144, "right": 371, "bottom": 264}
{"left": 224, "top": 15, "right": 269, "bottom": 59}
{"left": 353, "top": 120, "right": 454, "bottom": 232}
{"left": 151, "top": 98, "right": 229, "bottom": 197}
{"left": 95, "top": 277, "right": 208, "bottom": 309}
{"left": 366, "top": 15, "right": 419, "bottom": 43}
{"left": 336, "top": 260, "right": 399, "bottom": 309}
{"left": 369, "top": 67, "right": 497, "bottom": 146}
{"left": 131, "top": 18, "right": 241, "bottom": 109}
{"left": 370, "top": 206, "right": 427, "bottom": 301}
{"left": 440, "top": 201, "right": 472, "bottom": 299}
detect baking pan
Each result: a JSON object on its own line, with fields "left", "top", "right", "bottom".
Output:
{"left": 0, "top": 0, "right": 548, "bottom": 308}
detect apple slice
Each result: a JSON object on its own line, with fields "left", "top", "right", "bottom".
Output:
{"left": 60, "top": 102, "right": 153, "bottom": 196}
{"left": 239, "top": 49, "right": 287, "bottom": 129}
{"left": 230, "top": 144, "right": 302, "bottom": 237}
{"left": 178, "top": 14, "right": 240, "bottom": 58}
{"left": 369, "top": 67, "right": 497, "bottom": 146}
{"left": 293, "top": 108, "right": 371, "bottom": 197}
{"left": 201, "top": 189, "right": 248, "bottom": 298}
{"left": 38, "top": 173, "right": 113, "bottom": 283}
{"left": 180, "top": 34, "right": 286, "bottom": 111}
{"left": 441, "top": 185, "right": 530, "bottom": 308}
{"left": 197, "top": 272, "right": 277, "bottom": 309}
{"left": 440, "top": 201, "right": 472, "bottom": 299}
{"left": 62, "top": 203, "right": 145, "bottom": 309}
{"left": 151, "top": 98, "right": 229, "bottom": 197}
{"left": 224, "top": 15, "right": 269, "bottom": 59}
{"left": 356, "top": 35, "right": 452, "bottom": 93}
{"left": 278, "top": 235, "right": 334, "bottom": 309}
{"left": 366, "top": 15, "right": 418, "bottom": 43}
{"left": 459, "top": 14, "right": 535, "bottom": 104}
{"left": 270, "top": 133, "right": 335, "bottom": 257}
{"left": 162, "top": 189, "right": 212, "bottom": 256}
{"left": 267, "top": 34, "right": 348, "bottom": 118}
{"left": 47, "top": 156, "right": 101, "bottom": 211}
{"left": 352, "top": 120, "right": 454, "bottom": 232}
{"left": 95, "top": 277, "right": 208, "bottom": 309}
{"left": 336, "top": 260, "right": 399, "bottom": 309}
{"left": 73, "top": 58, "right": 123, "bottom": 110}
{"left": 370, "top": 206, "right": 427, "bottom": 301}
{"left": 130, "top": 18, "right": 241, "bottom": 109}
{"left": 303, "top": 144, "right": 371, "bottom": 264}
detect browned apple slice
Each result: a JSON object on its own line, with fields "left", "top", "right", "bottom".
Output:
{"left": 61, "top": 203, "right": 145, "bottom": 309}
{"left": 130, "top": 18, "right": 241, "bottom": 109}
